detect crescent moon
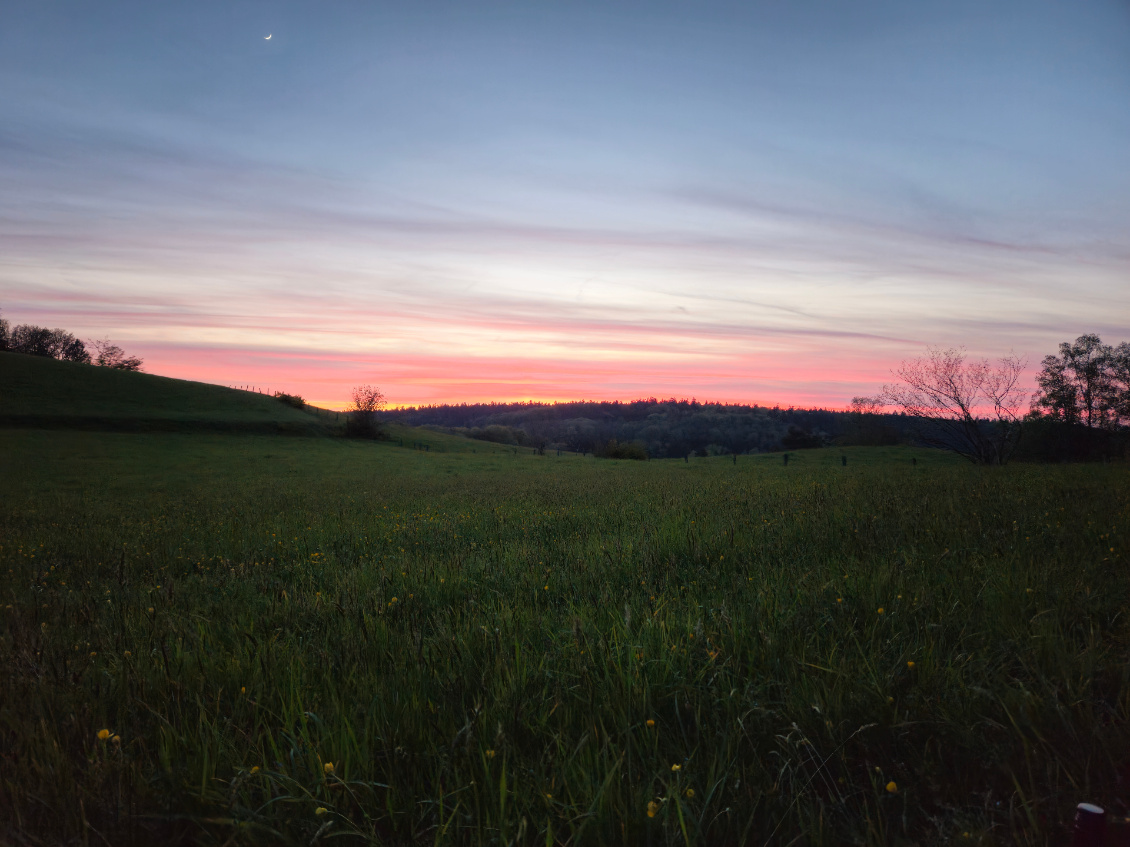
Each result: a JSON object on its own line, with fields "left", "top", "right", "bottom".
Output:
{"left": 264, "top": 34, "right": 272, "bottom": 40}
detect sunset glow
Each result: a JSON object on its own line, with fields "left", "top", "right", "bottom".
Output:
{"left": 3, "top": 1, "right": 1128, "bottom": 407}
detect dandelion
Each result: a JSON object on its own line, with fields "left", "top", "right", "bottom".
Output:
{"left": 671, "top": 764, "right": 681, "bottom": 772}
{"left": 324, "top": 762, "right": 334, "bottom": 774}
{"left": 877, "top": 607, "right": 884, "bottom": 615}
{"left": 886, "top": 781, "right": 898, "bottom": 793}
{"left": 685, "top": 788, "right": 695, "bottom": 798}
{"left": 907, "top": 661, "right": 915, "bottom": 669}
{"left": 97, "top": 729, "right": 111, "bottom": 741}
{"left": 315, "top": 807, "right": 328, "bottom": 816}
{"left": 646, "top": 719, "right": 655, "bottom": 727}
{"left": 647, "top": 800, "right": 660, "bottom": 818}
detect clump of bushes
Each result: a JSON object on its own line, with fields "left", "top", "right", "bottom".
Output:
{"left": 597, "top": 439, "right": 648, "bottom": 460}
{"left": 467, "top": 425, "right": 529, "bottom": 446}
{"left": 273, "top": 392, "right": 306, "bottom": 410}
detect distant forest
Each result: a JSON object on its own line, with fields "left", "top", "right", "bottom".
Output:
{"left": 385, "top": 399, "right": 913, "bottom": 458}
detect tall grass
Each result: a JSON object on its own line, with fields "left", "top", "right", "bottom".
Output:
{"left": 0, "top": 431, "right": 1126, "bottom": 845}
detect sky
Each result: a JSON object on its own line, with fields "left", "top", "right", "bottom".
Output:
{"left": 2, "top": 1, "right": 1129, "bottom": 408}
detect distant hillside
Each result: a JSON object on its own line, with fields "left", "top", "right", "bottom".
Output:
{"left": 387, "top": 398, "right": 915, "bottom": 458}
{"left": 0, "top": 352, "right": 335, "bottom": 435}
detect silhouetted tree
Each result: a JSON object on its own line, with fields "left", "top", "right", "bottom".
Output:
{"left": 90, "top": 338, "right": 143, "bottom": 371}
{"left": 9, "top": 325, "right": 90, "bottom": 363}
{"left": 882, "top": 347, "right": 1026, "bottom": 464}
{"left": 0, "top": 312, "right": 9, "bottom": 351}
{"left": 347, "top": 384, "right": 386, "bottom": 438}
{"left": 1032, "top": 334, "right": 1121, "bottom": 429}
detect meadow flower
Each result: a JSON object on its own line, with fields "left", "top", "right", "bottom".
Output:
{"left": 111, "top": 735, "right": 120, "bottom": 744}
{"left": 315, "top": 807, "right": 328, "bottom": 816}
{"left": 685, "top": 788, "right": 695, "bottom": 798}
{"left": 250, "top": 766, "right": 260, "bottom": 774}
{"left": 886, "top": 781, "right": 898, "bottom": 793}
{"left": 877, "top": 607, "right": 885, "bottom": 615}
{"left": 324, "top": 762, "right": 334, "bottom": 774}
{"left": 671, "top": 764, "right": 681, "bottom": 772}
{"left": 486, "top": 749, "right": 496, "bottom": 759}
{"left": 647, "top": 800, "right": 660, "bottom": 818}
{"left": 907, "top": 661, "right": 915, "bottom": 669}
{"left": 97, "top": 729, "right": 111, "bottom": 741}
{"left": 646, "top": 719, "right": 655, "bottom": 727}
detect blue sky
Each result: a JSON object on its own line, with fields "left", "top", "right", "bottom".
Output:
{"left": 3, "top": 0, "right": 1128, "bottom": 406}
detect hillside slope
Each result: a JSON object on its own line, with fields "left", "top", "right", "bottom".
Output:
{"left": 0, "top": 352, "right": 334, "bottom": 434}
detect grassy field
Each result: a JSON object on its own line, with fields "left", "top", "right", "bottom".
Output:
{"left": 1, "top": 357, "right": 1128, "bottom": 845}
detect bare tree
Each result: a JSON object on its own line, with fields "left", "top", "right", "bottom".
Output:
{"left": 89, "top": 338, "right": 144, "bottom": 371}
{"left": 0, "top": 311, "right": 10, "bottom": 351}
{"left": 346, "top": 384, "right": 387, "bottom": 438}
{"left": 882, "top": 347, "right": 1026, "bottom": 464}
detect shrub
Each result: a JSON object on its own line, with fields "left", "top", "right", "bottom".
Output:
{"left": 597, "top": 439, "right": 648, "bottom": 460}
{"left": 273, "top": 392, "right": 306, "bottom": 410}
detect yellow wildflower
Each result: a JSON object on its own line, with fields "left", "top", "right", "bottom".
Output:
{"left": 877, "top": 607, "right": 885, "bottom": 615}
{"left": 486, "top": 749, "right": 496, "bottom": 759}
{"left": 886, "top": 781, "right": 898, "bottom": 793}
{"left": 647, "top": 800, "right": 660, "bottom": 818}
{"left": 315, "top": 807, "right": 328, "bottom": 816}
{"left": 685, "top": 788, "right": 695, "bottom": 798}
{"left": 671, "top": 764, "right": 681, "bottom": 772}
{"left": 907, "top": 661, "right": 915, "bottom": 669}
{"left": 250, "top": 766, "right": 260, "bottom": 774}
{"left": 646, "top": 719, "right": 655, "bottom": 727}
{"left": 97, "top": 729, "right": 111, "bottom": 741}
{"left": 324, "top": 762, "right": 334, "bottom": 774}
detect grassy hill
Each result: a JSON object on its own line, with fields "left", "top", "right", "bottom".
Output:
{"left": 0, "top": 352, "right": 539, "bottom": 452}
{"left": 0, "top": 352, "right": 335, "bottom": 434}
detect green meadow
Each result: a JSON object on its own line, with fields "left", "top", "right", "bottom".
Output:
{"left": 1, "top": 359, "right": 1128, "bottom": 845}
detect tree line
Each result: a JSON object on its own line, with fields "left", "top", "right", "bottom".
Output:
{"left": 0, "top": 310, "right": 143, "bottom": 371}
{"left": 387, "top": 397, "right": 916, "bottom": 459}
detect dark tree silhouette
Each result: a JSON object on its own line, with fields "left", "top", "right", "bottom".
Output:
{"left": 90, "top": 338, "right": 144, "bottom": 371}
{"left": 347, "top": 384, "right": 387, "bottom": 438}
{"left": 1032, "top": 334, "right": 1121, "bottom": 429}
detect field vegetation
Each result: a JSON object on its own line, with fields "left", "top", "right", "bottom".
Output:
{"left": 2, "top": 423, "right": 1127, "bottom": 845}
